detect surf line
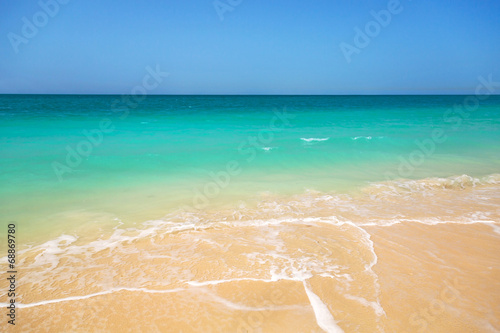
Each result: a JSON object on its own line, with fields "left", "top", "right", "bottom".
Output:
{"left": 303, "top": 281, "right": 344, "bottom": 333}
{"left": 0, "top": 287, "right": 185, "bottom": 309}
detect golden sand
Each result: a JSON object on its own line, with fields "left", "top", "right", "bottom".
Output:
{"left": 1, "top": 177, "right": 500, "bottom": 332}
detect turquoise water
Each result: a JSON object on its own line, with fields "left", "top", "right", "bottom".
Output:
{"left": 1, "top": 95, "right": 500, "bottom": 241}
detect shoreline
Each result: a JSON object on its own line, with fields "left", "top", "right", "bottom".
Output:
{"left": 1, "top": 173, "right": 499, "bottom": 332}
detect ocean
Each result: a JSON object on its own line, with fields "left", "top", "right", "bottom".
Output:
{"left": 1, "top": 95, "right": 499, "bottom": 332}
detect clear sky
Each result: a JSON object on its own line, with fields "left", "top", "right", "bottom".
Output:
{"left": 1, "top": 0, "right": 499, "bottom": 94}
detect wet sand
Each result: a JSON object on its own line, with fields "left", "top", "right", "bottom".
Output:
{"left": 2, "top": 176, "right": 500, "bottom": 332}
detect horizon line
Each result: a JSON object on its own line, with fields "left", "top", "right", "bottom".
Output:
{"left": 2, "top": 93, "right": 499, "bottom": 96}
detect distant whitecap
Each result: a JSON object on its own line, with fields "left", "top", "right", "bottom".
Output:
{"left": 352, "top": 136, "right": 385, "bottom": 140}
{"left": 300, "top": 137, "right": 330, "bottom": 142}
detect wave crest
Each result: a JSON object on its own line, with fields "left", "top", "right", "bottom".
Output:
{"left": 300, "top": 137, "right": 330, "bottom": 142}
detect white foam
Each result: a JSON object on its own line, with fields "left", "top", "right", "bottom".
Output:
{"left": 343, "top": 294, "right": 385, "bottom": 316}
{"left": 303, "top": 281, "right": 344, "bottom": 333}
{"left": 187, "top": 277, "right": 275, "bottom": 287}
{"left": 367, "top": 174, "right": 493, "bottom": 195}
{"left": 0, "top": 287, "right": 185, "bottom": 309}
{"left": 488, "top": 223, "right": 500, "bottom": 235}
{"left": 352, "top": 136, "right": 385, "bottom": 140}
{"left": 202, "top": 290, "right": 300, "bottom": 312}
{"left": 32, "top": 234, "right": 78, "bottom": 269}
{"left": 18, "top": 212, "right": 496, "bottom": 283}
{"left": 261, "top": 147, "right": 275, "bottom": 151}
{"left": 270, "top": 265, "right": 313, "bottom": 282}
{"left": 359, "top": 218, "right": 499, "bottom": 228}
{"left": 301, "top": 137, "right": 330, "bottom": 142}
{"left": 318, "top": 219, "right": 384, "bottom": 316}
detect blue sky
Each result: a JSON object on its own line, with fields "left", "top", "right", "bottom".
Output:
{"left": 1, "top": 0, "right": 499, "bottom": 94}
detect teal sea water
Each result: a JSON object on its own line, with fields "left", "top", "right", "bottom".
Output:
{"left": 1, "top": 95, "right": 500, "bottom": 243}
